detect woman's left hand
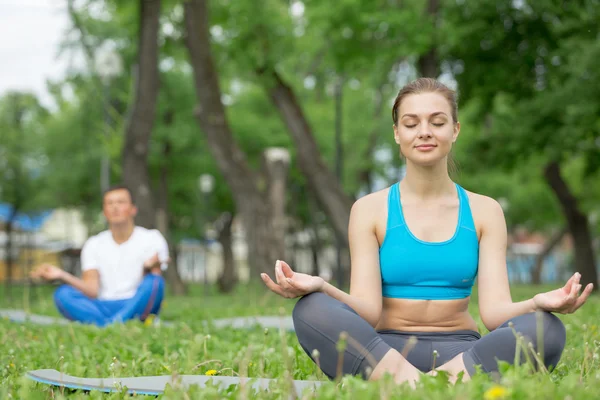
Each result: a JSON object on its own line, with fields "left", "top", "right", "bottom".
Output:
{"left": 533, "top": 272, "right": 594, "bottom": 314}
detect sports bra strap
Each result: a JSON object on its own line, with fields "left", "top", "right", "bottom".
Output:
{"left": 386, "top": 183, "right": 404, "bottom": 230}
{"left": 457, "top": 185, "right": 476, "bottom": 232}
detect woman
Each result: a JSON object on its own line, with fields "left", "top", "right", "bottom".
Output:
{"left": 261, "top": 78, "right": 593, "bottom": 385}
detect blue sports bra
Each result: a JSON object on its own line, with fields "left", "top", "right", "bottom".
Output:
{"left": 379, "top": 182, "right": 479, "bottom": 300}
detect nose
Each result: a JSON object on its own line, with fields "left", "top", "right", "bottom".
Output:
{"left": 417, "top": 122, "right": 432, "bottom": 138}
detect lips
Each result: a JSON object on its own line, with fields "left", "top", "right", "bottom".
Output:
{"left": 415, "top": 144, "right": 436, "bottom": 149}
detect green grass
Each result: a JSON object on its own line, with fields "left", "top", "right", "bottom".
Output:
{"left": 1, "top": 283, "right": 600, "bottom": 399}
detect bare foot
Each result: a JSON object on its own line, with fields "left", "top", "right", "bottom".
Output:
{"left": 369, "top": 349, "right": 422, "bottom": 388}
{"left": 428, "top": 353, "right": 470, "bottom": 384}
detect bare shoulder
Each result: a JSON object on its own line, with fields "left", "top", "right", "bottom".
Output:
{"left": 351, "top": 187, "right": 389, "bottom": 214}
{"left": 464, "top": 190, "right": 506, "bottom": 234}
{"left": 350, "top": 187, "right": 390, "bottom": 227}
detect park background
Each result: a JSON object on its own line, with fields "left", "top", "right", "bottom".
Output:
{"left": 0, "top": 0, "right": 599, "bottom": 399}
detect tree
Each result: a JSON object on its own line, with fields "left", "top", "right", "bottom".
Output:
{"left": 121, "top": 0, "right": 161, "bottom": 229}
{"left": 183, "top": 0, "right": 290, "bottom": 278}
{"left": 0, "top": 92, "right": 48, "bottom": 293}
{"left": 443, "top": 0, "right": 600, "bottom": 288}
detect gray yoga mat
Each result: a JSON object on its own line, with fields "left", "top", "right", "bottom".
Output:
{"left": 27, "top": 369, "right": 323, "bottom": 396}
{"left": 0, "top": 309, "right": 173, "bottom": 327}
{"left": 1, "top": 309, "right": 295, "bottom": 331}
{"left": 209, "top": 316, "right": 295, "bottom": 332}
{"left": 0, "top": 309, "right": 68, "bottom": 326}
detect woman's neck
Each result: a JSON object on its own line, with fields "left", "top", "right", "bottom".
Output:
{"left": 110, "top": 222, "right": 135, "bottom": 244}
{"left": 401, "top": 160, "right": 455, "bottom": 200}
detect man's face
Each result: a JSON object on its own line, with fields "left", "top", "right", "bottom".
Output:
{"left": 102, "top": 189, "right": 137, "bottom": 226}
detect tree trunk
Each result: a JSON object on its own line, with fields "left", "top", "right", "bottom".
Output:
{"left": 543, "top": 161, "right": 598, "bottom": 290}
{"left": 4, "top": 99, "right": 25, "bottom": 299}
{"left": 356, "top": 86, "right": 385, "bottom": 192}
{"left": 263, "top": 148, "right": 291, "bottom": 261}
{"left": 4, "top": 211, "right": 17, "bottom": 299}
{"left": 530, "top": 227, "right": 567, "bottom": 284}
{"left": 217, "top": 213, "right": 236, "bottom": 293}
{"left": 183, "top": 0, "right": 282, "bottom": 278}
{"left": 308, "top": 194, "right": 321, "bottom": 277}
{"left": 417, "top": 0, "right": 440, "bottom": 78}
{"left": 156, "top": 139, "right": 188, "bottom": 295}
{"left": 261, "top": 70, "right": 353, "bottom": 247}
{"left": 121, "top": 0, "right": 161, "bottom": 229}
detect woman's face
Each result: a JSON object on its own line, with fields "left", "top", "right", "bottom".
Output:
{"left": 393, "top": 92, "right": 460, "bottom": 167}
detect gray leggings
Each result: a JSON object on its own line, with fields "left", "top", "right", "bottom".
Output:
{"left": 293, "top": 293, "right": 566, "bottom": 379}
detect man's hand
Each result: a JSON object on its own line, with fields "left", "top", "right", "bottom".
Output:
{"left": 143, "top": 253, "right": 169, "bottom": 275}
{"left": 30, "top": 264, "right": 65, "bottom": 281}
{"left": 143, "top": 253, "right": 161, "bottom": 269}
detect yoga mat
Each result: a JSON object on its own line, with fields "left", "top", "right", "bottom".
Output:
{"left": 0, "top": 309, "right": 68, "bottom": 326}
{"left": 210, "top": 316, "right": 295, "bottom": 332}
{"left": 27, "top": 369, "right": 323, "bottom": 395}
{"left": 1, "top": 309, "right": 295, "bottom": 331}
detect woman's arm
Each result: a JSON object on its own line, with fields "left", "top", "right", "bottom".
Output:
{"left": 476, "top": 197, "right": 592, "bottom": 331}
{"left": 262, "top": 194, "right": 384, "bottom": 327}
{"left": 320, "top": 196, "right": 383, "bottom": 326}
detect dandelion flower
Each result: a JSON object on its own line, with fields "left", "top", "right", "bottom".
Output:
{"left": 484, "top": 384, "right": 508, "bottom": 400}
{"left": 206, "top": 369, "right": 218, "bottom": 376}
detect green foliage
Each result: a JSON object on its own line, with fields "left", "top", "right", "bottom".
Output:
{"left": 0, "top": 92, "right": 49, "bottom": 212}
{"left": 443, "top": 0, "right": 600, "bottom": 231}
{"left": 3, "top": 0, "right": 599, "bottom": 242}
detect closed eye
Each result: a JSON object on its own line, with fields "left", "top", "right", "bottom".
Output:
{"left": 432, "top": 123, "right": 445, "bottom": 127}
{"left": 404, "top": 124, "right": 417, "bottom": 128}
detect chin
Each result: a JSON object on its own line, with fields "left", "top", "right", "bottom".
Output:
{"left": 409, "top": 150, "right": 451, "bottom": 166}
{"left": 408, "top": 156, "right": 444, "bottom": 167}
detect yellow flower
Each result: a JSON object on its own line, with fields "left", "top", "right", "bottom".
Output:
{"left": 206, "top": 369, "right": 218, "bottom": 376}
{"left": 144, "top": 315, "right": 155, "bottom": 326}
{"left": 484, "top": 385, "right": 508, "bottom": 400}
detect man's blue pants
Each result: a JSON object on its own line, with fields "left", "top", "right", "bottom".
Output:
{"left": 53, "top": 275, "right": 165, "bottom": 327}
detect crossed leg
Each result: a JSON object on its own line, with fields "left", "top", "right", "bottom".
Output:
{"left": 293, "top": 293, "right": 566, "bottom": 386}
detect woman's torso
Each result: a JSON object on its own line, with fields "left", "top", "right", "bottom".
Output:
{"left": 372, "top": 183, "right": 483, "bottom": 332}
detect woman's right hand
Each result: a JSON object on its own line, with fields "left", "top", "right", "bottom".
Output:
{"left": 261, "top": 260, "right": 324, "bottom": 299}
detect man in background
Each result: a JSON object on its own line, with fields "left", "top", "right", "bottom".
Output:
{"left": 31, "top": 185, "right": 168, "bottom": 326}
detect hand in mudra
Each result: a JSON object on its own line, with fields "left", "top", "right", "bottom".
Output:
{"left": 30, "top": 264, "right": 64, "bottom": 281}
{"left": 533, "top": 272, "right": 594, "bottom": 314}
{"left": 261, "top": 260, "right": 324, "bottom": 299}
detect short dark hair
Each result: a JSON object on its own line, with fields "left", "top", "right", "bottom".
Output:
{"left": 103, "top": 184, "right": 135, "bottom": 204}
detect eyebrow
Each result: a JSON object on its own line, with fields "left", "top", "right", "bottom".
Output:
{"left": 400, "top": 112, "right": 449, "bottom": 119}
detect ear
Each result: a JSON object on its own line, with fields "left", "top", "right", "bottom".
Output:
{"left": 131, "top": 205, "right": 138, "bottom": 217}
{"left": 452, "top": 121, "right": 460, "bottom": 143}
{"left": 393, "top": 124, "right": 401, "bottom": 145}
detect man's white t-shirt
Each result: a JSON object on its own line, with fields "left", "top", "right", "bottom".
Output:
{"left": 81, "top": 227, "right": 169, "bottom": 300}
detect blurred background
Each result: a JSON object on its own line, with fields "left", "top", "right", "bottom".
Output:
{"left": 0, "top": 0, "right": 598, "bottom": 298}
